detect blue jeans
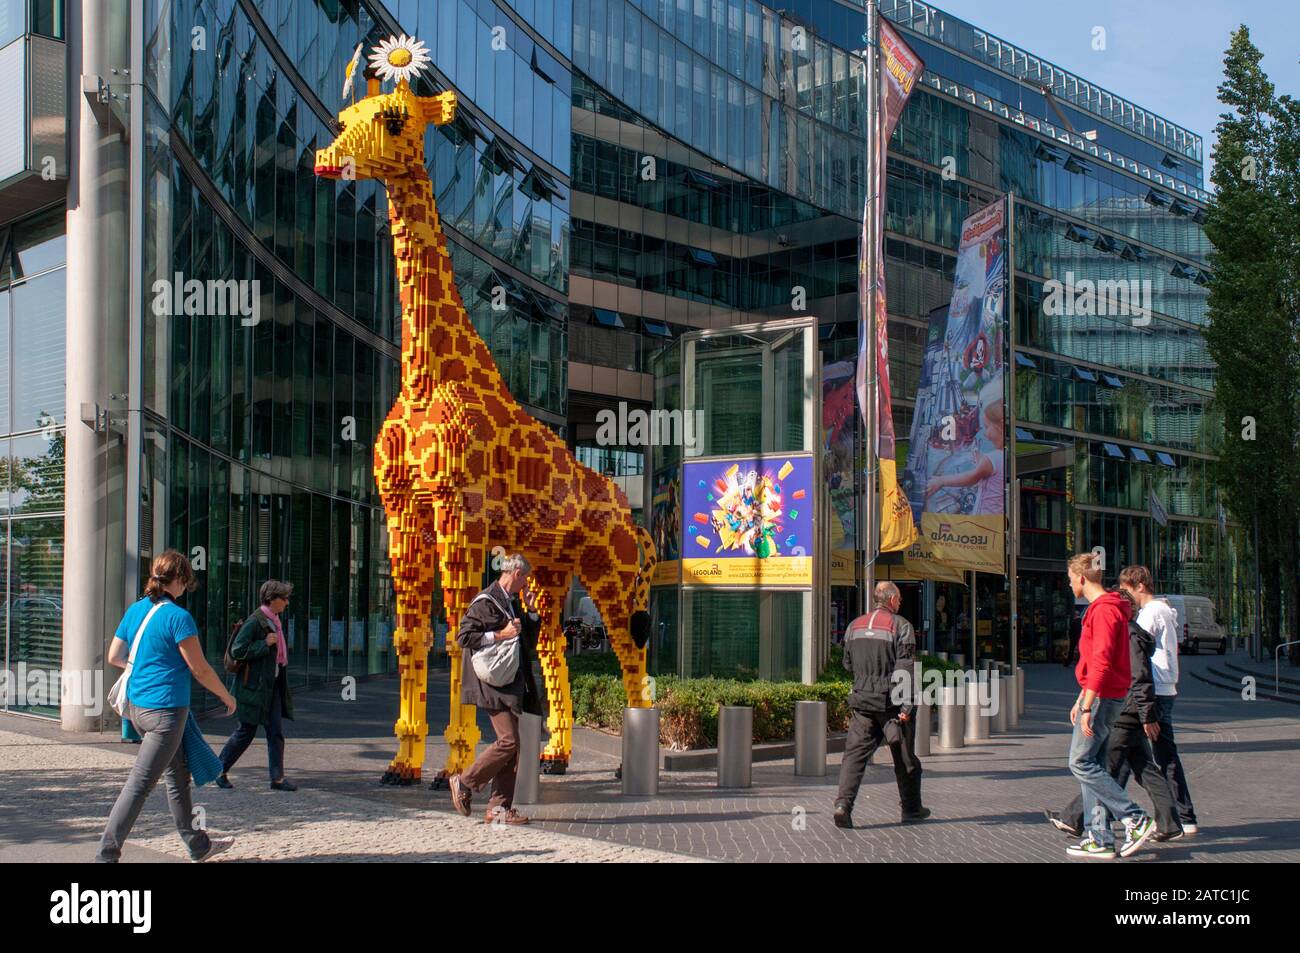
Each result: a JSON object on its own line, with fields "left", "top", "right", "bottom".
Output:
{"left": 97, "top": 704, "right": 211, "bottom": 862}
{"left": 219, "top": 678, "right": 286, "bottom": 782}
{"left": 1068, "top": 695, "right": 1145, "bottom": 846}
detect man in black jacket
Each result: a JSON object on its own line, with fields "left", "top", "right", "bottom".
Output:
{"left": 1046, "top": 587, "right": 1182, "bottom": 841}
{"left": 449, "top": 554, "right": 535, "bottom": 825}
{"left": 834, "top": 582, "right": 930, "bottom": 829}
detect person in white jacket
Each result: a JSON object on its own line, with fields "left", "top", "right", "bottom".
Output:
{"left": 1119, "top": 566, "right": 1199, "bottom": 834}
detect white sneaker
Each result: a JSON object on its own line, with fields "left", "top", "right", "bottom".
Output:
{"left": 192, "top": 836, "right": 235, "bottom": 862}
{"left": 1120, "top": 815, "right": 1156, "bottom": 858}
{"left": 1181, "top": 823, "right": 1199, "bottom": 835}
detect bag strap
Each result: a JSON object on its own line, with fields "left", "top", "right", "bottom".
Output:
{"left": 126, "top": 601, "right": 167, "bottom": 665}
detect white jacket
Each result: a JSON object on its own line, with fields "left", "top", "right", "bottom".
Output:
{"left": 1139, "top": 598, "right": 1179, "bottom": 696}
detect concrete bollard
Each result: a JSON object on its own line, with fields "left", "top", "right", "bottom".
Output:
{"left": 622, "top": 707, "right": 660, "bottom": 797}
{"left": 1004, "top": 672, "right": 1019, "bottom": 729}
{"left": 794, "top": 700, "right": 827, "bottom": 777}
{"left": 990, "top": 672, "right": 1007, "bottom": 733}
{"left": 965, "top": 671, "right": 990, "bottom": 742}
{"left": 1017, "top": 666, "right": 1025, "bottom": 716}
{"left": 913, "top": 701, "right": 931, "bottom": 757}
{"left": 938, "top": 683, "right": 965, "bottom": 749}
{"left": 514, "top": 712, "right": 544, "bottom": 805}
{"left": 717, "top": 705, "right": 753, "bottom": 788}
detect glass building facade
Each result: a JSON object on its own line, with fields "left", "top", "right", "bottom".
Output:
{"left": 0, "top": 0, "right": 1246, "bottom": 720}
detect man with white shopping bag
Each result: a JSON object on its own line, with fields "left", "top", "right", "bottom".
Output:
{"left": 449, "top": 554, "right": 535, "bottom": 825}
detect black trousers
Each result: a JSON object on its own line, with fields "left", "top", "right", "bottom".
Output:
{"left": 1062, "top": 710, "right": 1180, "bottom": 834}
{"left": 836, "top": 707, "right": 923, "bottom": 816}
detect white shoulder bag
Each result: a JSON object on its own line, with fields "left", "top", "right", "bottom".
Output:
{"left": 469, "top": 590, "right": 521, "bottom": 688}
{"left": 106, "top": 602, "right": 166, "bottom": 717}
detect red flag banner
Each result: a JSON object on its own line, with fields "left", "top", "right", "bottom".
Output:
{"left": 857, "top": 19, "right": 923, "bottom": 552}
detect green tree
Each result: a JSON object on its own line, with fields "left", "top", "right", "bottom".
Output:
{"left": 1203, "top": 27, "right": 1300, "bottom": 648}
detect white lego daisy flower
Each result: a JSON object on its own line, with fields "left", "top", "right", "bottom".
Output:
{"left": 368, "top": 34, "right": 432, "bottom": 86}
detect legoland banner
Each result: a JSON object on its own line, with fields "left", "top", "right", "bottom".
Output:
{"left": 856, "top": 19, "right": 923, "bottom": 555}
{"left": 901, "top": 199, "right": 1008, "bottom": 573}
{"left": 680, "top": 455, "right": 814, "bottom": 587}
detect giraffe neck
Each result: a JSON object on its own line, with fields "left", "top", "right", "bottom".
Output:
{"left": 385, "top": 173, "right": 500, "bottom": 398}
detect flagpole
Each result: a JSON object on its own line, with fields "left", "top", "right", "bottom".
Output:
{"left": 862, "top": 0, "right": 881, "bottom": 606}
{"left": 1006, "top": 192, "right": 1018, "bottom": 669}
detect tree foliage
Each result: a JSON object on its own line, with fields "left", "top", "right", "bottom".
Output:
{"left": 1203, "top": 27, "right": 1300, "bottom": 645}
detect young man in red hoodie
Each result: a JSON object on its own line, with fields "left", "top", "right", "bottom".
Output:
{"left": 1064, "top": 553, "right": 1155, "bottom": 859}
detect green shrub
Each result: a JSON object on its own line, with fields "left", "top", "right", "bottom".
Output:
{"left": 571, "top": 673, "right": 851, "bottom": 750}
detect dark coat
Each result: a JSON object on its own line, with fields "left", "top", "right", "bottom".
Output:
{"left": 842, "top": 607, "right": 917, "bottom": 716}
{"left": 458, "top": 582, "right": 542, "bottom": 716}
{"left": 1122, "top": 618, "right": 1158, "bottom": 723}
{"left": 229, "top": 609, "right": 294, "bottom": 726}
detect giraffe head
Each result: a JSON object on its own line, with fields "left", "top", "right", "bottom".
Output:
{"left": 314, "top": 35, "right": 456, "bottom": 182}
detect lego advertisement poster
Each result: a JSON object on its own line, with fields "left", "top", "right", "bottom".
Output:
{"left": 901, "top": 199, "right": 1008, "bottom": 573}
{"left": 680, "top": 455, "right": 814, "bottom": 587}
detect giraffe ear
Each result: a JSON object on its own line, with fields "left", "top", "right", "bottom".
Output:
{"left": 417, "top": 91, "right": 457, "bottom": 127}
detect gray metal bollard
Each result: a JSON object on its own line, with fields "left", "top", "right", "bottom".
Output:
{"left": 622, "top": 707, "right": 660, "bottom": 797}
{"left": 965, "top": 671, "right": 990, "bottom": 742}
{"left": 513, "top": 712, "right": 544, "bottom": 805}
{"left": 913, "top": 701, "right": 931, "bottom": 757}
{"left": 937, "top": 652, "right": 949, "bottom": 661}
{"left": 794, "top": 700, "right": 827, "bottom": 776}
{"left": 952, "top": 653, "right": 966, "bottom": 667}
{"left": 717, "top": 705, "right": 753, "bottom": 788}
{"left": 1017, "top": 666, "right": 1025, "bottom": 716}
{"left": 1004, "top": 672, "right": 1019, "bottom": 729}
{"left": 990, "top": 672, "right": 1007, "bottom": 733}
{"left": 938, "top": 683, "right": 965, "bottom": 749}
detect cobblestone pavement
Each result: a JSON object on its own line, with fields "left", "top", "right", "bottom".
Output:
{"left": 1, "top": 654, "right": 1296, "bottom": 863}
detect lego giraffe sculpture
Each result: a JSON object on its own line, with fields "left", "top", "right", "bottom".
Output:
{"left": 315, "top": 38, "right": 657, "bottom": 785}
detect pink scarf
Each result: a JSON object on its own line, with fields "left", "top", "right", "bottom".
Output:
{"left": 261, "top": 604, "right": 288, "bottom": 666}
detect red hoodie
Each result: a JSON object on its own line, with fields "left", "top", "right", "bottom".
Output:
{"left": 1075, "top": 590, "right": 1132, "bottom": 698}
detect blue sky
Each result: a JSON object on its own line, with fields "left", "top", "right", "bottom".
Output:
{"left": 928, "top": 0, "right": 1300, "bottom": 184}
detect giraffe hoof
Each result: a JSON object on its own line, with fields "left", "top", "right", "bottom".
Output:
{"left": 540, "top": 759, "right": 568, "bottom": 776}
{"left": 614, "top": 764, "right": 622, "bottom": 780}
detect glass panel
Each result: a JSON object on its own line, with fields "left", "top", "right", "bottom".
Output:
{"left": 7, "top": 516, "right": 64, "bottom": 715}
{"left": 11, "top": 270, "right": 65, "bottom": 431}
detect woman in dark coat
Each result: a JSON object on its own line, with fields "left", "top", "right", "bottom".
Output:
{"left": 216, "top": 580, "right": 297, "bottom": 790}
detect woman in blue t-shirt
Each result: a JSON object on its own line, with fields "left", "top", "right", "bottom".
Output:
{"left": 96, "top": 550, "right": 238, "bottom": 863}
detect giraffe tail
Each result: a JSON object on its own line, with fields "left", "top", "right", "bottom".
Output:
{"left": 630, "top": 525, "right": 658, "bottom": 649}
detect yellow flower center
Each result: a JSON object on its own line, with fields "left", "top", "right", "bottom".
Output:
{"left": 388, "top": 48, "right": 412, "bottom": 67}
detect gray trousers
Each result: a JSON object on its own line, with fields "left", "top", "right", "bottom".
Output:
{"left": 96, "top": 703, "right": 211, "bottom": 862}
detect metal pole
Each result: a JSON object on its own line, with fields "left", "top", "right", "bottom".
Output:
{"left": 969, "top": 570, "right": 976, "bottom": 665}
{"left": 861, "top": 0, "right": 880, "bottom": 605}
{"left": 64, "top": 0, "right": 131, "bottom": 732}
{"left": 1006, "top": 193, "right": 1018, "bottom": 670}
{"left": 1254, "top": 508, "right": 1262, "bottom": 661}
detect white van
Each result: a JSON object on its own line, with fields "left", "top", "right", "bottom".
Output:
{"left": 1158, "top": 594, "right": 1226, "bottom": 655}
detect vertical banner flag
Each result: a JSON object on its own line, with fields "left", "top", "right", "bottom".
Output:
{"left": 901, "top": 199, "right": 1009, "bottom": 573}
{"left": 857, "top": 19, "right": 923, "bottom": 553}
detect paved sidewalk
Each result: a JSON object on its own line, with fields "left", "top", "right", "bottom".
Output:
{"left": 1, "top": 653, "right": 1296, "bottom": 862}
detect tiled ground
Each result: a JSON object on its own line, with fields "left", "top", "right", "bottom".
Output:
{"left": 2, "top": 653, "right": 1296, "bottom": 863}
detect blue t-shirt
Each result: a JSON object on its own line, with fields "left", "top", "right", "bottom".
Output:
{"left": 117, "top": 596, "right": 200, "bottom": 709}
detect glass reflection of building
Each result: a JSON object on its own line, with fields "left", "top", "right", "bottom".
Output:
{"left": 0, "top": 0, "right": 1246, "bottom": 724}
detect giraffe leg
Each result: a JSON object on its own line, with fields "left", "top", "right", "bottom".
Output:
{"left": 430, "top": 504, "right": 485, "bottom": 787}
{"left": 382, "top": 506, "right": 437, "bottom": 786}
{"left": 578, "top": 566, "right": 650, "bottom": 711}
{"left": 523, "top": 569, "right": 573, "bottom": 774}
